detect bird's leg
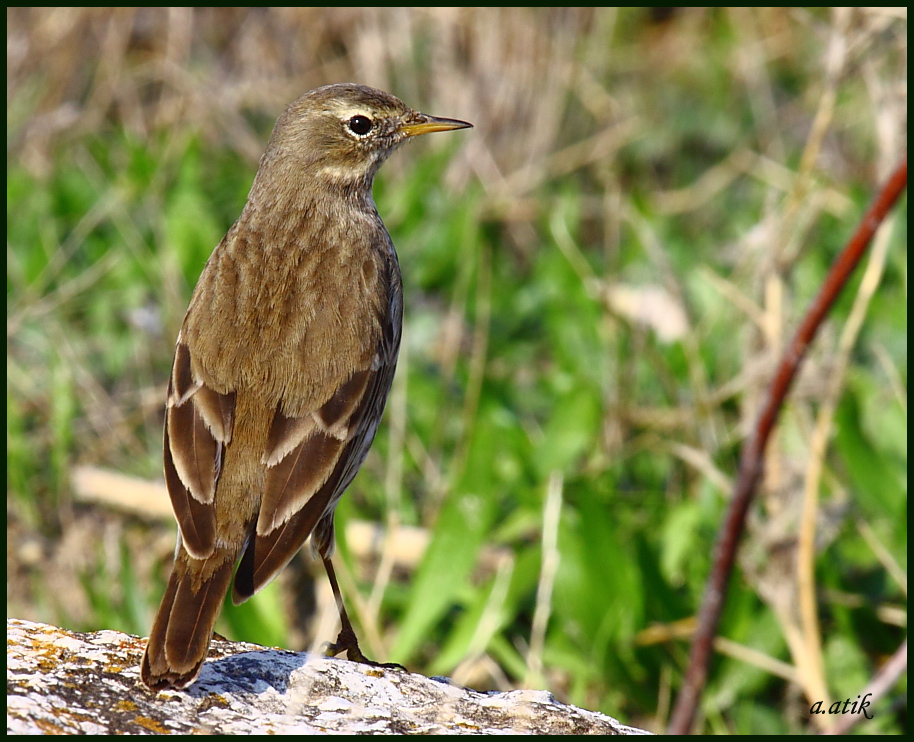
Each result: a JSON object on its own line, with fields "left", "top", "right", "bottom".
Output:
{"left": 321, "top": 555, "right": 405, "bottom": 670}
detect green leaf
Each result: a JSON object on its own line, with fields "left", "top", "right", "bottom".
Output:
{"left": 221, "top": 578, "right": 287, "bottom": 649}
{"left": 392, "top": 421, "right": 501, "bottom": 663}
{"left": 534, "top": 384, "right": 602, "bottom": 477}
{"left": 833, "top": 394, "right": 906, "bottom": 518}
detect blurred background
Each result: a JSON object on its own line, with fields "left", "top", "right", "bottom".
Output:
{"left": 6, "top": 7, "right": 907, "bottom": 733}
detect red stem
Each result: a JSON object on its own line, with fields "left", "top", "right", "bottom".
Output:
{"left": 668, "top": 159, "right": 907, "bottom": 734}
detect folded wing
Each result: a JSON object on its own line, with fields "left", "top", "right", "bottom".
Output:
{"left": 164, "top": 339, "right": 236, "bottom": 559}
{"left": 232, "top": 357, "right": 395, "bottom": 604}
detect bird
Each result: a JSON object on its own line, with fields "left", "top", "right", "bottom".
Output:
{"left": 140, "top": 83, "right": 471, "bottom": 690}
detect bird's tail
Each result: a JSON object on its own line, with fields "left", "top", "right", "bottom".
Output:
{"left": 141, "top": 547, "right": 235, "bottom": 690}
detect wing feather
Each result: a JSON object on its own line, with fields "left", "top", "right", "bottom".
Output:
{"left": 256, "top": 369, "right": 371, "bottom": 535}
{"left": 233, "top": 253, "right": 403, "bottom": 603}
{"left": 164, "top": 340, "right": 236, "bottom": 558}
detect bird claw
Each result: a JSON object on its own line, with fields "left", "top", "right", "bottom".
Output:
{"left": 321, "top": 635, "right": 405, "bottom": 671}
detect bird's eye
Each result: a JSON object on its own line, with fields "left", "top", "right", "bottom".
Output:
{"left": 347, "top": 115, "right": 373, "bottom": 136}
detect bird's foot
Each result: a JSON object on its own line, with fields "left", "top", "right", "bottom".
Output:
{"left": 322, "top": 627, "right": 405, "bottom": 671}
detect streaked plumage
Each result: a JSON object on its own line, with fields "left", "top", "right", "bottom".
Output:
{"left": 141, "top": 83, "right": 470, "bottom": 690}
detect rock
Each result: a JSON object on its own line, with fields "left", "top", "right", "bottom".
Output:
{"left": 7, "top": 619, "right": 650, "bottom": 735}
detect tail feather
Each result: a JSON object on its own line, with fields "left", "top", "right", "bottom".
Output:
{"left": 141, "top": 549, "right": 235, "bottom": 690}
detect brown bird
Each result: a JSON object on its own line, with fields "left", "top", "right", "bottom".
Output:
{"left": 141, "top": 83, "right": 471, "bottom": 690}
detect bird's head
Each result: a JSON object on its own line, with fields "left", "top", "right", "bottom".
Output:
{"left": 256, "top": 83, "right": 471, "bottom": 193}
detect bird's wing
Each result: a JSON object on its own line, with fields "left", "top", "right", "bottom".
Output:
{"left": 231, "top": 353, "right": 396, "bottom": 604}
{"left": 163, "top": 340, "right": 236, "bottom": 559}
{"left": 257, "top": 369, "right": 372, "bottom": 534}
{"left": 231, "top": 264, "right": 403, "bottom": 604}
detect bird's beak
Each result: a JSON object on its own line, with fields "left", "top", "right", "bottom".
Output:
{"left": 401, "top": 113, "right": 473, "bottom": 137}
